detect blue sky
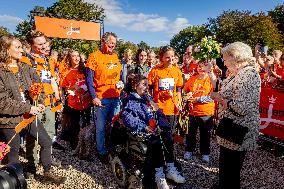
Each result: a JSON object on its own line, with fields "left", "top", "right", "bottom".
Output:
{"left": 0, "top": 0, "right": 283, "bottom": 47}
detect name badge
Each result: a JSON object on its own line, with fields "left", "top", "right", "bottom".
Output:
{"left": 158, "top": 78, "right": 175, "bottom": 90}
{"left": 40, "top": 70, "right": 52, "bottom": 84}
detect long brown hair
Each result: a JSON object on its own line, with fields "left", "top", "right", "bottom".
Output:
{"left": 63, "top": 49, "right": 85, "bottom": 73}
{"left": 0, "top": 35, "right": 19, "bottom": 65}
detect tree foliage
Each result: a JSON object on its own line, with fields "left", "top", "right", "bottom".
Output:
{"left": 15, "top": 0, "right": 104, "bottom": 56}
{"left": 47, "top": 0, "right": 104, "bottom": 21}
{"left": 268, "top": 3, "right": 284, "bottom": 34}
{"left": 115, "top": 39, "right": 138, "bottom": 59}
{"left": 170, "top": 25, "right": 210, "bottom": 56}
{"left": 206, "top": 10, "right": 283, "bottom": 50}
{"left": 137, "top": 41, "right": 150, "bottom": 50}
{"left": 0, "top": 26, "right": 10, "bottom": 37}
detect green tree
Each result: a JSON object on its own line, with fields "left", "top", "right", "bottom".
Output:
{"left": 15, "top": 0, "right": 105, "bottom": 56}
{"left": 207, "top": 10, "right": 283, "bottom": 50}
{"left": 170, "top": 25, "right": 209, "bottom": 56}
{"left": 0, "top": 26, "right": 10, "bottom": 37}
{"left": 47, "top": 0, "right": 104, "bottom": 21}
{"left": 268, "top": 3, "right": 284, "bottom": 34}
{"left": 115, "top": 39, "right": 138, "bottom": 59}
{"left": 137, "top": 41, "right": 150, "bottom": 50}
{"left": 15, "top": 6, "right": 46, "bottom": 39}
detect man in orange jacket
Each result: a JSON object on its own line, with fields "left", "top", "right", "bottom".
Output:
{"left": 85, "top": 32, "right": 122, "bottom": 163}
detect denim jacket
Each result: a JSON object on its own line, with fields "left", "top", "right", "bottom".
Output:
{"left": 122, "top": 92, "right": 170, "bottom": 135}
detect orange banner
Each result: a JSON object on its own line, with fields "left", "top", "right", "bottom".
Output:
{"left": 259, "top": 87, "right": 284, "bottom": 140}
{"left": 34, "top": 16, "right": 101, "bottom": 40}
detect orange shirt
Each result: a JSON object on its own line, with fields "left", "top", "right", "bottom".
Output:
{"left": 21, "top": 55, "right": 56, "bottom": 106}
{"left": 182, "top": 62, "right": 198, "bottom": 75}
{"left": 85, "top": 50, "right": 122, "bottom": 99}
{"left": 276, "top": 65, "right": 284, "bottom": 79}
{"left": 61, "top": 69, "right": 91, "bottom": 110}
{"left": 183, "top": 75, "right": 215, "bottom": 116}
{"left": 148, "top": 65, "right": 183, "bottom": 115}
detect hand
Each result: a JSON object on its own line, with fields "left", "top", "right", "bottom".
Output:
{"left": 187, "top": 96, "right": 198, "bottom": 103}
{"left": 29, "top": 106, "right": 41, "bottom": 115}
{"left": 203, "top": 61, "right": 213, "bottom": 73}
{"left": 149, "top": 101, "right": 159, "bottom": 111}
{"left": 145, "top": 126, "right": 154, "bottom": 133}
{"left": 210, "top": 92, "right": 223, "bottom": 102}
{"left": 116, "top": 81, "right": 124, "bottom": 89}
{"left": 92, "top": 98, "right": 102, "bottom": 107}
{"left": 37, "top": 104, "right": 45, "bottom": 113}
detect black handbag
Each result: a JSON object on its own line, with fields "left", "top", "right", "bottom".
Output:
{"left": 215, "top": 117, "right": 248, "bottom": 145}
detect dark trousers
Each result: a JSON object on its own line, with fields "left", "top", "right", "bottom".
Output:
{"left": 185, "top": 116, "right": 213, "bottom": 155}
{"left": 60, "top": 106, "right": 91, "bottom": 149}
{"left": 166, "top": 115, "right": 178, "bottom": 135}
{"left": 219, "top": 146, "right": 246, "bottom": 189}
{"left": 146, "top": 129, "right": 174, "bottom": 168}
{"left": 1, "top": 120, "right": 52, "bottom": 172}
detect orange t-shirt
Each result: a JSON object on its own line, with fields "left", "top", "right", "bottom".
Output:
{"left": 183, "top": 75, "right": 215, "bottom": 116}
{"left": 85, "top": 50, "right": 122, "bottom": 99}
{"left": 61, "top": 69, "right": 91, "bottom": 110}
{"left": 276, "top": 65, "right": 284, "bottom": 79}
{"left": 182, "top": 62, "right": 198, "bottom": 75}
{"left": 21, "top": 55, "right": 55, "bottom": 106}
{"left": 148, "top": 65, "right": 183, "bottom": 115}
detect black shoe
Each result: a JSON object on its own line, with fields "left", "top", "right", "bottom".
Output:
{"left": 24, "top": 163, "right": 36, "bottom": 179}
{"left": 98, "top": 154, "right": 109, "bottom": 165}
{"left": 52, "top": 141, "right": 65, "bottom": 151}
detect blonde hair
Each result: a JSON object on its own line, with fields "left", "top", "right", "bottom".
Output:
{"left": 222, "top": 42, "right": 255, "bottom": 65}
{"left": 123, "top": 49, "right": 132, "bottom": 57}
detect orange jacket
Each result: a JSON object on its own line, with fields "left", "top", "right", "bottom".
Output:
{"left": 20, "top": 55, "right": 56, "bottom": 107}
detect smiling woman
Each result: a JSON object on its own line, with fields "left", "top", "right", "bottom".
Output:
{"left": 0, "top": 35, "right": 66, "bottom": 184}
{"left": 205, "top": 42, "right": 261, "bottom": 189}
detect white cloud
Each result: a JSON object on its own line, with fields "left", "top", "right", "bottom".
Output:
{"left": 158, "top": 40, "right": 170, "bottom": 46}
{"left": 85, "top": 0, "right": 190, "bottom": 35}
{"left": 0, "top": 15, "right": 23, "bottom": 25}
{"left": 168, "top": 17, "right": 191, "bottom": 36}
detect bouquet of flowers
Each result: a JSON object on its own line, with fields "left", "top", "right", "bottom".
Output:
{"left": 29, "top": 83, "right": 43, "bottom": 101}
{"left": 192, "top": 36, "right": 221, "bottom": 62}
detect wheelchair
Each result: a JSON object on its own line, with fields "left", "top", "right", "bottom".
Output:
{"left": 109, "top": 113, "right": 182, "bottom": 189}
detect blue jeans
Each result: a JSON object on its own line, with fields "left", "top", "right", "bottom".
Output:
{"left": 95, "top": 98, "right": 120, "bottom": 155}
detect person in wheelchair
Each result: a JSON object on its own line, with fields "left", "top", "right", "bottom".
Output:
{"left": 121, "top": 74, "right": 185, "bottom": 189}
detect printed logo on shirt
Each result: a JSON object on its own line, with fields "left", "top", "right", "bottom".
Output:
{"left": 159, "top": 78, "right": 175, "bottom": 90}
{"left": 106, "top": 62, "right": 118, "bottom": 70}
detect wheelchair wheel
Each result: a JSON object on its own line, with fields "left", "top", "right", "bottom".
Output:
{"left": 111, "top": 156, "right": 128, "bottom": 187}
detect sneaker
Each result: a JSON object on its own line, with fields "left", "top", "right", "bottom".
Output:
{"left": 155, "top": 173, "right": 169, "bottom": 189}
{"left": 202, "top": 155, "right": 210, "bottom": 163}
{"left": 184, "top": 151, "right": 193, "bottom": 160}
{"left": 166, "top": 166, "right": 186, "bottom": 184}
